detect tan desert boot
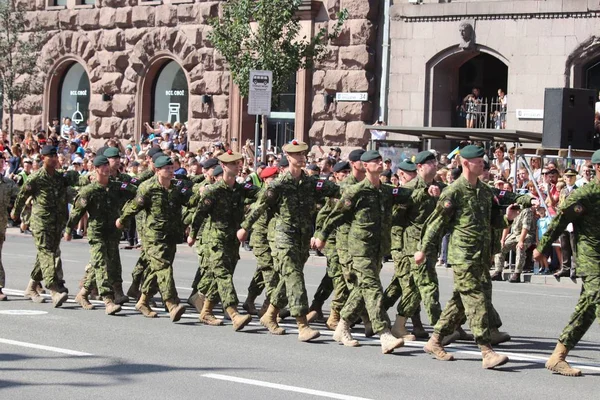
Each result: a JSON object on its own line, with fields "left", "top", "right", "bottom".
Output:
{"left": 75, "top": 287, "right": 95, "bottom": 310}
{"left": 104, "top": 296, "right": 122, "bottom": 315}
{"left": 326, "top": 309, "right": 340, "bottom": 331}
{"left": 242, "top": 293, "right": 258, "bottom": 315}
{"left": 112, "top": 283, "right": 129, "bottom": 305}
{"left": 165, "top": 298, "right": 186, "bottom": 322}
{"left": 380, "top": 329, "right": 405, "bottom": 354}
{"left": 135, "top": 293, "right": 158, "bottom": 318}
{"left": 391, "top": 316, "right": 417, "bottom": 341}
{"left": 49, "top": 284, "right": 68, "bottom": 308}
{"left": 424, "top": 333, "right": 455, "bottom": 361}
{"left": 545, "top": 342, "right": 582, "bottom": 377}
{"left": 306, "top": 301, "right": 324, "bottom": 323}
{"left": 480, "top": 344, "right": 509, "bottom": 369}
{"left": 333, "top": 319, "right": 359, "bottom": 347}
{"left": 126, "top": 277, "right": 141, "bottom": 300}
{"left": 259, "top": 304, "right": 286, "bottom": 335}
{"left": 411, "top": 313, "right": 429, "bottom": 339}
{"left": 199, "top": 299, "right": 223, "bottom": 326}
{"left": 296, "top": 315, "right": 320, "bottom": 342}
{"left": 257, "top": 298, "right": 270, "bottom": 318}
{"left": 188, "top": 292, "right": 205, "bottom": 314}
{"left": 24, "top": 280, "right": 46, "bottom": 303}
{"left": 226, "top": 306, "right": 252, "bottom": 331}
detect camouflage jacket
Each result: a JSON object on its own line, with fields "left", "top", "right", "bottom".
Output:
{"left": 120, "top": 176, "right": 194, "bottom": 244}
{"left": 507, "top": 207, "right": 536, "bottom": 242}
{"left": 334, "top": 174, "right": 361, "bottom": 259}
{"left": 420, "top": 176, "right": 510, "bottom": 265}
{"left": 537, "top": 180, "right": 600, "bottom": 276}
{"left": 66, "top": 180, "right": 137, "bottom": 240}
{"left": 249, "top": 186, "right": 276, "bottom": 249}
{"left": 0, "top": 176, "right": 19, "bottom": 233}
{"left": 241, "top": 170, "right": 339, "bottom": 250}
{"left": 315, "top": 179, "right": 414, "bottom": 258}
{"left": 189, "top": 180, "right": 260, "bottom": 247}
{"left": 12, "top": 167, "right": 80, "bottom": 231}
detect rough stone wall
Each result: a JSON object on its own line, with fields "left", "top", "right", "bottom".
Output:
{"left": 4, "top": 0, "right": 380, "bottom": 150}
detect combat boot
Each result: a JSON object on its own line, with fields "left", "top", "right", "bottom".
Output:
{"left": 0, "top": 289, "right": 6, "bottom": 301}
{"left": 391, "top": 316, "right": 417, "bottom": 341}
{"left": 545, "top": 342, "right": 582, "bottom": 377}
{"left": 457, "top": 326, "right": 474, "bottom": 341}
{"left": 199, "top": 300, "right": 223, "bottom": 326}
{"left": 441, "top": 330, "right": 461, "bottom": 346}
{"left": 24, "top": 280, "right": 46, "bottom": 303}
{"left": 75, "top": 287, "right": 95, "bottom": 310}
{"left": 278, "top": 308, "right": 290, "bottom": 321}
{"left": 296, "top": 315, "right": 320, "bottom": 342}
{"left": 326, "top": 309, "right": 340, "bottom": 331}
{"left": 260, "top": 304, "right": 286, "bottom": 335}
{"left": 135, "top": 293, "right": 158, "bottom": 318}
{"left": 306, "top": 301, "right": 324, "bottom": 323}
{"left": 490, "top": 328, "right": 511, "bottom": 345}
{"left": 424, "top": 333, "right": 455, "bottom": 361}
{"left": 362, "top": 313, "right": 374, "bottom": 338}
{"left": 411, "top": 313, "right": 429, "bottom": 339}
{"left": 188, "top": 292, "right": 205, "bottom": 314}
{"left": 508, "top": 273, "right": 521, "bottom": 283}
{"left": 242, "top": 293, "right": 258, "bottom": 315}
{"left": 35, "top": 282, "right": 46, "bottom": 295}
{"left": 226, "top": 306, "right": 252, "bottom": 331}
{"left": 480, "top": 344, "right": 509, "bottom": 369}
{"left": 112, "top": 283, "right": 129, "bottom": 305}
{"left": 380, "top": 329, "right": 404, "bottom": 354}
{"left": 333, "top": 319, "right": 359, "bottom": 347}
{"left": 258, "top": 299, "right": 270, "bottom": 318}
{"left": 165, "top": 298, "right": 186, "bottom": 322}
{"left": 104, "top": 296, "right": 122, "bottom": 315}
{"left": 48, "top": 284, "right": 68, "bottom": 308}
{"left": 126, "top": 276, "right": 142, "bottom": 300}
{"left": 490, "top": 271, "right": 503, "bottom": 281}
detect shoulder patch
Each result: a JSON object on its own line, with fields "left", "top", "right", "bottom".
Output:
{"left": 136, "top": 195, "right": 145, "bottom": 206}
{"left": 266, "top": 188, "right": 277, "bottom": 199}
{"left": 573, "top": 203, "right": 584, "bottom": 214}
{"left": 78, "top": 197, "right": 88, "bottom": 207}
{"left": 316, "top": 180, "right": 324, "bottom": 190}
{"left": 130, "top": 178, "right": 138, "bottom": 184}
{"left": 175, "top": 180, "right": 183, "bottom": 186}
{"left": 121, "top": 182, "right": 129, "bottom": 190}
{"left": 204, "top": 198, "right": 213, "bottom": 206}
{"left": 181, "top": 187, "right": 188, "bottom": 194}
{"left": 443, "top": 199, "right": 453, "bottom": 209}
{"left": 25, "top": 184, "right": 32, "bottom": 192}
{"left": 498, "top": 190, "right": 506, "bottom": 198}
{"left": 392, "top": 188, "right": 399, "bottom": 195}
{"left": 344, "top": 198, "right": 353, "bottom": 208}
{"left": 244, "top": 183, "right": 253, "bottom": 189}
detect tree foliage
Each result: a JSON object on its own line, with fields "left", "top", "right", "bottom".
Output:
{"left": 208, "top": 0, "right": 348, "bottom": 99}
{"left": 0, "top": 1, "right": 45, "bottom": 135}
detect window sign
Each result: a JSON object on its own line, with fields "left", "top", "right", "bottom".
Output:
{"left": 59, "top": 63, "right": 90, "bottom": 133}
{"left": 153, "top": 61, "right": 188, "bottom": 124}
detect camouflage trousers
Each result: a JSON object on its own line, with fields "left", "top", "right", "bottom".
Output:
{"left": 130, "top": 211, "right": 148, "bottom": 285}
{"left": 434, "top": 262, "right": 491, "bottom": 345}
{"left": 494, "top": 235, "right": 535, "bottom": 274}
{"left": 0, "top": 232, "right": 5, "bottom": 288}
{"left": 559, "top": 273, "right": 600, "bottom": 351}
{"left": 340, "top": 256, "right": 391, "bottom": 335}
{"left": 481, "top": 267, "right": 503, "bottom": 330}
{"left": 270, "top": 246, "right": 310, "bottom": 317}
{"left": 198, "top": 243, "right": 240, "bottom": 309}
{"left": 31, "top": 227, "right": 64, "bottom": 288}
{"left": 312, "top": 247, "right": 349, "bottom": 312}
{"left": 190, "top": 240, "right": 206, "bottom": 293}
{"left": 247, "top": 245, "right": 276, "bottom": 300}
{"left": 82, "top": 239, "right": 118, "bottom": 297}
{"left": 142, "top": 241, "right": 178, "bottom": 302}
{"left": 396, "top": 253, "right": 442, "bottom": 325}
{"left": 382, "top": 250, "right": 404, "bottom": 311}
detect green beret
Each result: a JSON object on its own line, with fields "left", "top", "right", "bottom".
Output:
{"left": 398, "top": 159, "right": 416, "bottom": 172}
{"left": 459, "top": 145, "right": 485, "bottom": 160}
{"left": 103, "top": 147, "right": 120, "bottom": 158}
{"left": 41, "top": 145, "right": 57, "bottom": 156}
{"left": 154, "top": 155, "right": 173, "bottom": 168}
{"left": 592, "top": 149, "right": 600, "bottom": 164}
{"left": 212, "top": 165, "right": 223, "bottom": 177}
{"left": 415, "top": 150, "right": 436, "bottom": 165}
{"left": 360, "top": 150, "right": 382, "bottom": 162}
{"left": 93, "top": 155, "right": 109, "bottom": 167}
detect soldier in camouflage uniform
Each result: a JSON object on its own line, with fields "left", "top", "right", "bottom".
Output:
{"left": 416, "top": 145, "right": 519, "bottom": 369}
{"left": 64, "top": 155, "right": 136, "bottom": 315}
{"left": 117, "top": 156, "right": 192, "bottom": 322}
{"left": 243, "top": 166, "right": 279, "bottom": 316}
{"left": 392, "top": 151, "right": 444, "bottom": 341}
{"left": 187, "top": 151, "right": 259, "bottom": 331}
{"left": 0, "top": 157, "right": 20, "bottom": 301}
{"left": 11, "top": 145, "right": 80, "bottom": 307}
{"left": 315, "top": 150, "right": 420, "bottom": 354}
{"left": 492, "top": 204, "right": 537, "bottom": 283}
{"left": 534, "top": 149, "right": 600, "bottom": 377}
{"left": 238, "top": 140, "right": 339, "bottom": 342}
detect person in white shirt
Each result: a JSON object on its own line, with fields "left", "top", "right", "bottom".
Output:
{"left": 576, "top": 163, "right": 592, "bottom": 187}
{"left": 493, "top": 146, "right": 510, "bottom": 179}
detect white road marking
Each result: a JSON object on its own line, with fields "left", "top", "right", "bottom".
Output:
{"left": 202, "top": 373, "right": 373, "bottom": 400}
{"left": 0, "top": 310, "right": 47, "bottom": 316}
{"left": 493, "top": 289, "right": 573, "bottom": 298}
{"left": 0, "top": 338, "right": 92, "bottom": 356}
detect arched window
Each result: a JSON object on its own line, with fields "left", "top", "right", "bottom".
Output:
{"left": 585, "top": 59, "right": 600, "bottom": 95}
{"left": 152, "top": 61, "right": 188, "bottom": 124}
{"left": 59, "top": 63, "right": 90, "bottom": 133}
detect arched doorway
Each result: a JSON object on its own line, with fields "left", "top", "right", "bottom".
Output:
{"left": 58, "top": 63, "right": 90, "bottom": 133}
{"left": 585, "top": 59, "right": 600, "bottom": 98}
{"left": 152, "top": 60, "right": 188, "bottom": 125}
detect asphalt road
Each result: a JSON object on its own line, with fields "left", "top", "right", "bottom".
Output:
{"left": 0, "top": 229, "right": 598, "bottom": 400}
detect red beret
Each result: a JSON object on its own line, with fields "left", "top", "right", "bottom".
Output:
{"left": 260, "top": 166, "right": 278, "bottom": 179}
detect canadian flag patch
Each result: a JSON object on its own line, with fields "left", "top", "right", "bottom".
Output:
{"left": 392, "top": 188, "right": 399, "bottom": 195}
{"left": 121, "top": 183, "right": 128, "bottom": 189}
{"left": 244, "top": 183, "right": 252, "bottom": 189}
{"left": 316, "top": 181, "right": 324, "bottom": 189}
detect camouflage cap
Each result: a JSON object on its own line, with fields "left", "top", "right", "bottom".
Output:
{"left": 93, "top": 155, "right": 109, "bottom": 167}
{"left": 459, "top": 145, "right": 485, "bottom": 159}
{"left": 104, "top": 147, "right": 120, "bottom": 158}
{"left": 592, "top": 149, "right": 600, "bottom": 164}
{"left": 360, "top": 150, "right": 382, "bottom": 162}
{"left": 398, "top": 159, "right": 416, "bottom": 172}
{"left": 414, "top": 150, "right": 436, "bottom": 165}
{"left": 218, "top": 149, "right": 243, "bottom": 163}
{"left": 154, "top": 156, "right": 173, "bottom": 168}
{"left": 282, "top": 140, "right": 308, "bottom": 153}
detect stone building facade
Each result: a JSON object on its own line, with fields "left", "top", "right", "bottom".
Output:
{"left": 4, "top": 0, "right": 380, "bottom": 151}
{"left": 387, "top": 0, "right": 600, "bottom": 147}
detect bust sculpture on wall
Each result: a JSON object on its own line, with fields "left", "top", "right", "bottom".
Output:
{"left": 459, "top": 21, "right": 476, "bottom": 50}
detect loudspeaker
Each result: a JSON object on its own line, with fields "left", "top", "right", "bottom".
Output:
{"left": 542, "top": 88, "right": 596, "bottom": 150}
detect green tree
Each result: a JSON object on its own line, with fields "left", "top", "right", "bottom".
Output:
{"left": 0, "top": 1, "right": 45, "bottom": 140}
{"left": 209, "top": 0, "right": 347, "bottom": 159}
